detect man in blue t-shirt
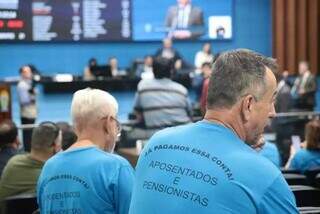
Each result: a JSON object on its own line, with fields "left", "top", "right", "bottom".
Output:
{"left": 260, "top": 141, "right": 281, "bottom": 168}
{"left": 37, "top": 89, "right": 135, "bottom": 214}
{"left": 129, "top": 49, "right": 298, "bottom": 213}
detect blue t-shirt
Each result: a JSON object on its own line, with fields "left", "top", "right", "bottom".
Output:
{"left": 37, "top": 146, "right": 135, "bottom": 214}
{"left": 129, "top": 121, "right": 298, "bottom": 214}
{"left": 289, "top": 149, "right": 320, "bottom": 172}
{"left": 260, "top": 141, "right": 281, "bottom": 168}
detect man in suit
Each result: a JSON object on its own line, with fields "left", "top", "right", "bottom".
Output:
{"left": 165, "top": 0, "right": 205, "bottom": 39}
{"left": 291, "top": 61, "right": 316, "bottom": 110}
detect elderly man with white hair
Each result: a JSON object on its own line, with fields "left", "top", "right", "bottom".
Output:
{"left": 37, "top": 88, "right": 134, "bottom": 214}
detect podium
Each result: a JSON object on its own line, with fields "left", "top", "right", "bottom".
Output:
{"left": 0, "top": 82, "right": 12, "bottom": 122}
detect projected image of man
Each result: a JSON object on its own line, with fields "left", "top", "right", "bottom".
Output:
{"left": 165, "top": 0, "right": 205, "bottom": 39}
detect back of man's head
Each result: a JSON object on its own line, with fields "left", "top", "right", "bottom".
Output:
{"left": 56, "top": 122, "right": 77, "bottom": 151}
{"left": 0, "top": 120, "right": 18, "bottom": 149}
{"left": 31, "top": 121, "right": 60, "bottom": 152}
{"left": 71, "top": 88, "right": 118, "bottom": 134}
{"left": 152, "top": 57, "right": 172, "bottom": 79}
{"left": 207, "top": 49, "right": 277, "bottom": 109}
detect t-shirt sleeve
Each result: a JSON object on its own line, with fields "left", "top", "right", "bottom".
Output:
{"left": 258, "top": 175, "right": 298, "bottom": 214}
{"left": 114, "top": 165, "right": 135, "bottom": 214}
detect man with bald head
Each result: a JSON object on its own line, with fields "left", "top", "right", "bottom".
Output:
{"left": 129, "top": 49, "right": 298, "bottom": 213}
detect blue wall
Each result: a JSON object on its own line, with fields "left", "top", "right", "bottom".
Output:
{"left": 0, "top": 0, "right": 271, "bottom": 78}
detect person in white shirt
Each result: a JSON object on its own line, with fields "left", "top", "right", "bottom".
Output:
{"left": 17, "top": 65, "right": 37, "bottom": 152}
{"left": 138, "top": 56, "right": 154, "bottom": 80}
{"left": 194, "top": 43, "right": 214, "bottom": 74}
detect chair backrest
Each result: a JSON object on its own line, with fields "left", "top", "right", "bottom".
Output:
{"left": 3, "top": 193, "right": 38, "bottom": 214}
{"left": 281, "top": 168, "right": 301, "bottom": 174}
{"left": 291, "top": 185, "right": 320, "bottom": 207}
{"left": 284, "top": 173, "right": 308, "bottom": 185}
{"left": 316, "top": 173, "right": 320, "bottom": 188}
{"left": 299, "top": 207, "right": 320, "bottom": 214}
{"left": 305, "top": 169, "right": 320, "bottom": 186}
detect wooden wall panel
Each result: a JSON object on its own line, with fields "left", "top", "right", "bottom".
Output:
{"left": 297, "top": 0, "right": 307, "bottom": 62}
{"left": 308, "top": 0, "right": 319, "bottom": 75}
{"left": 272, "top": 0, "right": 319, "bottom": 75}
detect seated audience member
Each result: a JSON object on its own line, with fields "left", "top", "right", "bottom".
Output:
{"left": 291, "top": 61, "right": 316, "bottom": 110}
{"left": 0, "top": 120, "right": 19, "bottom": 177}
{"left": 83, "top": 58, "right": 97, "bottom": 81}
{"left": 108, "top": 56, "right": 126, "bottom": 76}
{"left": 287, "top": 119, "right": 320, "bottom": 172}
{"left": 129, "top": 49, "right": 298, "bottom": 213}
{"left": 37, "top": 88, "right": 134, "bottom": 213}
{"left": 0, "top": 122, "right": 61, "bottom": 199}
{"left": 56, "top": 122, "right": 77, "bottom": 151}
{"left": 155, "top": 38, "right": 182, "bottom": 65}
{"left": 129, "top": 57, "right": 191, "bottom": 140}
{"left": 136, "top": 55, "right": 154, "bottom": 80}
{"left": 260, "top": 140, "right": 281, "bottom": 168}
{"left": 199, "top": 62, "right": 212, "bottom": 115}
{"left": 194, "top": 43, "right": 214, "bottom": 74}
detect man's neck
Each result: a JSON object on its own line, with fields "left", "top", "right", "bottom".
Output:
{"left": 204, "top": 108, "right": 246, "bottom": 141}
{"left": 73, "top": 130, "right": 110, "bottom": 152}
{"left": 30, "top": 150, "right": 52, "bottom": 163}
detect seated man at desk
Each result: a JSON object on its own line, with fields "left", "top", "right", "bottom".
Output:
{"left": 83, "top": 58, "right": 98, "bottom": 81}
{"left": 126, "top": 57, "right": 191, "bottom": 142}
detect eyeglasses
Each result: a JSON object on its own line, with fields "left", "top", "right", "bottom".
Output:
{"left": 111, "top": 116, "right": 122, "bottom": 137}
{"left": 101, "top": 116, "right": 122, "bottom": 137}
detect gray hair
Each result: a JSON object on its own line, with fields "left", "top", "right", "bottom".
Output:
{"left": 207, "top": 49, "right": 278, "bottom": 109}
{"left": 71, "top": 88, "right": 118, "bottom": 133}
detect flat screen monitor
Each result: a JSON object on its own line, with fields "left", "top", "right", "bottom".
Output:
{"left": 90, "top": 65, "right": 112, "bottom": 78}
{"left": 0, "top": 0, "right": 233, "bottom": 42}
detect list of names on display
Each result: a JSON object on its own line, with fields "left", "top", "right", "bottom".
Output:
{"left": 0, "top": 0, "right": 32, "bottom": 41}
{"left": 82, "top": 0, "right": 107, "bottom": 39}
{"left": 0, "top": 0, "right": 132, "bottom": 42}
{"left": 32, "top": 1, "right": 57, "bottom": 41}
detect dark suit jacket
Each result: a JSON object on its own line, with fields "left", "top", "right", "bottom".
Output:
{"left": 292, "top": 73, "right": 317, "bottom": 110}
{"left": 154, "top": 47, "right": 182, "bottom": 63}
{"left": 165, "top": 5, "right": 205, "bottom": 39}
{"left": 276, "top": 81, "right": 292, "bottom": 113}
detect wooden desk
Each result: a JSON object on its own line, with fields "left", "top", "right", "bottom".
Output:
{"left": 117, "top": 148, "right": 141, "bottom": 168}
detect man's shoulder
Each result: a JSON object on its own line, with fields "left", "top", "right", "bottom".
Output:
{"left": 191, "top": 6, "right": 203, "bottom": 13}
{"left": 48, "top": 147, "right": 132, "bottom": 169}
{"left": 138, "top": 79, "right": 187, "bottom": 95}
{"left": 149, "top": 123, "right": 195, "bottom": 141}
{"left": 6, "top": 154, "right": 28, "bottom": 165}
{"left": 167, "top": 5, "right": 178, "bottom": 13}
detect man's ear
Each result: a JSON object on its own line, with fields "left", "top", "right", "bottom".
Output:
{"left": 240, "top": 94, "right": 255, "bottom": 122}
{"left": 13, "top": 137, "right": 20, "bottom": 149}
{"left": 103, "top": 117, "right": 113, "bottom": 136}
{"left": 53, "top": 131, "right": 62, "bottom": 153}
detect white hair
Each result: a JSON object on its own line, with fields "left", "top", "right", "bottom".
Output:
{"left": 71, "top": 88, "right": 118, "bottom": 132}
